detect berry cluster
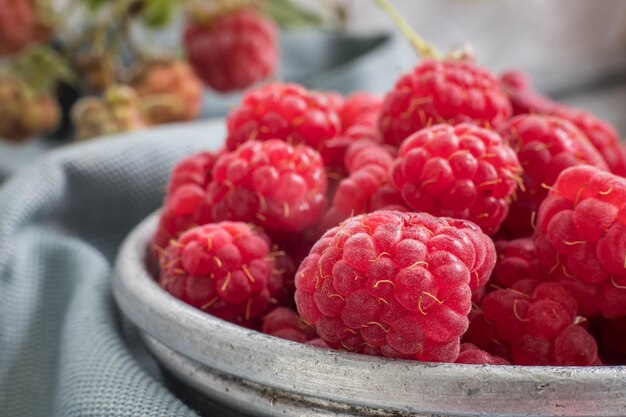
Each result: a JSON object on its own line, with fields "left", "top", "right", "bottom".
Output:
{"left": 152, "top": 52, "right": 626, "bottom": 367}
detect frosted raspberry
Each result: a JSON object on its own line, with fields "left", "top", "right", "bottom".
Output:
{"left": 492, "top": 238, "right": 547, "bottom": 288}
{"left": 158, "top": 222, "right": 292, "bottom": 323}
{"left": 261, "top": 307, "right": 318, "bottom": 343}
{"left": 533, "top": 165, "right": 626, "bottom": 318}
{"left": 134, "top": 59, "right": 204, "bottom": 124}
{"left": 151, "top": 151, "right": 222, "bottom": 252}
{"left": 226, "top": 83, "right": 341, "bottom": 152}
{"left": 184, "top": 9, "right": 277, "bottom": 92}
{"left": 456, "top": 343, "right": 510, "bottom": 365}
{"left": 466, "top": 280, "right": 599, "bottom": 365}
{"left": 500, "top": 70, "right": 626, "bottom": 177}
{"left": 379, "top": 59, "right": 512, "bottom": 147}
{"left": 0, "top": 0, "right": 51, "bottom": 56}
{"left": 390, "top": 123, "right": 521, "bottom": 235}
{"left": 295, "top": 211, "right": 496, "bottom": 362}
{"left": 498, "top": 114, "right": 608, "bottom": 238}
{"left": 207, "top": 140, "right": 327, "bottom": 233}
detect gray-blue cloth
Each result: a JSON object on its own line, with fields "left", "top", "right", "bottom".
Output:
{"left": 0, "top": 122, "right": 228, "bottom": 417}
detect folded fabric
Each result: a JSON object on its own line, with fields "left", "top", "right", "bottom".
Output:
{"left": 0, "top": 121, "right": 228, "bottom": 416}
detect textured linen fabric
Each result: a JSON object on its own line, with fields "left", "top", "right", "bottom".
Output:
{"left": 0, "top": 121, "right": 228, "bottom": 416}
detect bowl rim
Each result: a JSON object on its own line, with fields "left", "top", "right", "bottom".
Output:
{"left": 112, "top": 212, "right": 626, "bottom": 416}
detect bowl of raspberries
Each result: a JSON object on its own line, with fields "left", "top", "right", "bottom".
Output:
{"left": 113, "top": 58, "right": 626, "bottom": 416}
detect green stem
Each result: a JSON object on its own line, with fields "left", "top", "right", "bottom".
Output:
{"left": 373, "top": 0, "right": 442, "bottom": 59}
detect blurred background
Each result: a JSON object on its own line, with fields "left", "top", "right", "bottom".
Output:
{"left": 1, "top": 0, "right": 626, "bottom": 180}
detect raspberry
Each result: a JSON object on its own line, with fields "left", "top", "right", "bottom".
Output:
{"left": 0, "top": 0, "right": 50, "bottom": 56}
{"left": 491, "top": 238, "right": 547, "bottom": 288}
{"left": 153, "top": 151, "right": 222, "bottom": 252}
{"left": 184, "top": 8, "right": 278, "bottom": 92}
{"left": 533, "top": 165, "right": 626, "bottom": 318}
{"left": 340, "top": 92, "right": 382, "bottom": 130}
{"left": 226, "top": 83, "right": 341, "bottom": 152}
{"left": 379, "top": 59, "right": 512, "bottom": 147}
{"left": 551, "top": 107, "right": 626, "bottom": 177}
{"left": 499, "top": 70, "right": 556, "bottom": 116}
{"left": 500, "top": 70, "right": 626, "bottom": 176}
{"left": 321, "top": 93, "right": 382, "bottom": 173}
{"left": 456, "top": 343, "right": 509, "bottom": 365}
{"left": 591, "top": 317, "right": 626, "bottom": 364}
{"left": 158, "top": 222, "right": 292, "bottom": 323}
{"left": 0, "top": 75, "right": 60, "bottom": 141}
{"left": 295, "top": 211, "right": 496, "bottom": 362}
{"left": 134, "top": 59, "right": 204, "bottom": 124}
{"left": 498, "top": 114, "right": 608, "bottom": 238}
{"left": 206, "top": 140, "right": 327, "bottom": 233}
{"left": 320, "top": 141, "right": 404, "bottom": 232}
{"left": 72, "top": 85, "right": 149, "bottom": 141}
{"left": 261, "top": 307, "right": 318, "bottom": 343}
{"left": 390, "top": 123, "right": 521, "bottom": 235}
{"left": 466, "top": 280, "right": 599, "bottom": 365}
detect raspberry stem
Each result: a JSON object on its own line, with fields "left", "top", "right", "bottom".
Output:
{"left": 373, "top": 0, "right": 442, "bottom": 59}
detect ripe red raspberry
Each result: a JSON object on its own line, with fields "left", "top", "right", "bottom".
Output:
{"left": 0, "top": 0, "right": 50, "bottom": 56}
{"left": 184, "top": 9, "right": 278, "bottom": 92}
{"left": 390, "top": 123, "right": 521, "bottom": 235}
{"left": 261, "top": 307, "right": 318, "bottom": 343}
{"left": 591, "top": 317, "right": 626, "bottom": 364}
{"left": 153, "top": 150, "right": 222, "bottom": 252}
{"left": 498, "top": 114, "right": 608, "bottom": 238}
{"left": 500, "top": 70, "right": 626, "bottom": 177}
{"left": 134, "top": 59, "right": 204, "bottom": 124}
{"left": 226, "top": 83, "right": 341, "bottom": 152}
{"left": 533, "top": 165, "right": 626, "bottom": 318}
{"left": 158, "top": 222, "right": 292, "bottom": 323}
{"left": 295, "top": 211, "right": 496, "bottom": 362}
{"left": 206, "top": 139, "right": 327, "bottom": 233}
{"left": 320, "top": 140, "right": 405, "bottom": 232}
{"left": 456, "top": 343, "right": 510, "bottom": 365}
{"left": 551, "top": 107, "right": 626, "bottom": 177}
{"left": 492, "top": 238, "right": 547, "bottom": 288}
{"left": 499, "top": 70, "right": 557, "bottom": 116}
{"left": 379, "top": 59, "right": 512, "bottom": 147}
{"left": 321, "top": 93, "right": 382, "bottom": 173}
{"left": 466, "top": 280, "right": 599, "bottom": 365}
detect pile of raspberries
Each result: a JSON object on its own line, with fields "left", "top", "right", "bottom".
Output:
{"left": 153, "top": 58, "right": 626, "bottom": 366}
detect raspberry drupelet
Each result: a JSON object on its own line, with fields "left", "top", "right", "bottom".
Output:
{"left": 158, "top": 222, "right": 293, "bottom": 323}
{"left": 379, "top": 59, "right": 512, "bottom": 148}
{"left": 295, "top": 211, "right": 496, "bottom": 362}
{"left": 226, "top": 83, "right": 341, "bottom": 152}
{"left": 498, "top": 114, "right": 608, "bottom": 238}
{"left": 390, "top": 123, "right": 522, "bottom": 235}
{"left": 206, "top": 139, "right": 327, "bottom": 233}
{"left": 466, "top": 280, "right": 600, "bottom": 366}
{"left": 533, "top": 165, "right": 626, "bottom": 318}
{"left": 184, "top": 9, "right": 278, "bottom": 92}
